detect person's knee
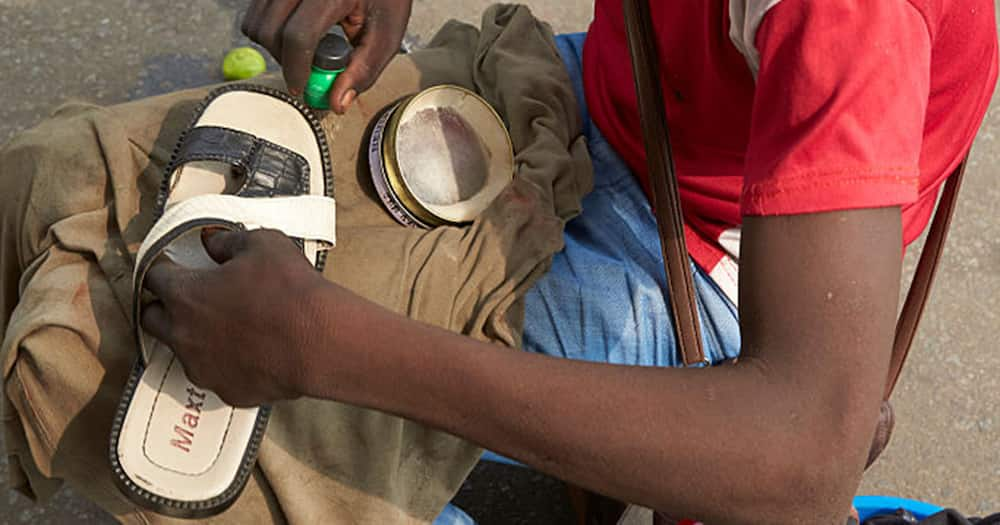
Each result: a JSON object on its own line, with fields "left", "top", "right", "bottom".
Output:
{"left": 0, "top": 107, "right": 114, "bottom": 268}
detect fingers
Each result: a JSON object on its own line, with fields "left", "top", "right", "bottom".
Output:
{"left": 339, "top": 8, "right": 366, "bottom": 42}
{"left": 141, "top": 302, "right": 173, "bottom": 346}
{"left": 142, "top": 259, "right": 200, "bottom": 349}
{"left": 176, "top": 356, "right": 215, "bottom": 396}
{"left": 328, "top": 3, "right": 411, "bottom": 113}
{"left": 241, "top": 0, "right": 269, "bottom": 36}
{"left": 144, "top": 259, "right": 190, "bottom": 302}
{"left": 203, "top": 228, "right": 301, "bottom": 266}
{"left": 201, "top": 228, "right": 250, "bottom": 264}
{"left": 280, "top": 0, "right": 355, "bottom": 95}
{"left": 242, "top": 0, "right": 353, "bottom": 96}
{"left": 242, "top": 0, "right": 410, "bottom": 112}
{"left": 249, "top": 0, "right": 302, "bottom": 61}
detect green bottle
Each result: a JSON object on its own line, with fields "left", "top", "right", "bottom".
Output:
{"left": 304, "top": 32, "right": 352, "bottom": 110}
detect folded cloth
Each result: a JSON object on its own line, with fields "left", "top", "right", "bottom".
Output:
{"left": 0, "top": 5, "right": 592, "bottom": 524}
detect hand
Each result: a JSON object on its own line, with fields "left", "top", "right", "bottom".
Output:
{"left": 141, "top": 228, "right": 333, "bottom": 407}
{"left": 242, "top": 0, "right": 414, "bottom": 113}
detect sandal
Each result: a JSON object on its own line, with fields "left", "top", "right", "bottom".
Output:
{"left": 109, "top": 84, "right": 336, "bottom": 518}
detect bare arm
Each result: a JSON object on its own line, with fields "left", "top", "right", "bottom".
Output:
{"left": 147, "top": 206, "right": 901, "bottom": 524}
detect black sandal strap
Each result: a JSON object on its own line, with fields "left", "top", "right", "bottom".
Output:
{"left": 173, "top": 126, "right": 310, "bottom": 198}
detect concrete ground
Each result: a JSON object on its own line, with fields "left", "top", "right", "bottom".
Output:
{"left": 0, "top": 0, "right": 997, "bottom": 522}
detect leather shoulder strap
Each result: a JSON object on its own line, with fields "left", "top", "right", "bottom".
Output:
{"left": 885, "top": 159, "right": 967, "bottom": 398}
{"left": 623, "top": 0, "right": 705, "bottom": 366}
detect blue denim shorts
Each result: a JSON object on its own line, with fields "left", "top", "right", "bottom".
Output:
{"left": 434, "top": 32, "right": 742, "bottom": 525}
{"left": 521, "top": 32, "right": 741, "bottom": 369}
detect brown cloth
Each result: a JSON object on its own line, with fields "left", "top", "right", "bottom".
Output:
{"left": 0, "top": 5, "right": 592, "bottom": 524}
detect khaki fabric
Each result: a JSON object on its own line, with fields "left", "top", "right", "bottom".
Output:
{"left": 0, "top": 5, "right": 592, "bottom": 524}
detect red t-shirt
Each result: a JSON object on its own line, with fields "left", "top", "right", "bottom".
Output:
{"left": 584, "top": 0, "right": 997, "bottom": 302}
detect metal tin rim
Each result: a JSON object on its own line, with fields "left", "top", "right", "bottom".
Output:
{"left": 367, "top": 103, "right": 434, "bottom": 228}
{"left": 382, "top": 84, "right": 514, "bottom": 227}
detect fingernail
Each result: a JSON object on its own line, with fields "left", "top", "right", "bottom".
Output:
{"left": 289, "top": 87, "right": 302, "bottom": 97}
{"left": 340, "top": 89, "right": 357, "bottom": 110}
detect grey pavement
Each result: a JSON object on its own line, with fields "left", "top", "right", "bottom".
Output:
{"left": 0, "top": 0, "right": 997, "bottom": 523}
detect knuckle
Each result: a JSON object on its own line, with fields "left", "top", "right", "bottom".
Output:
{"left": 257, "top": 32, "right": 277, "bottom": 51}
{"left": 265, "top": 228, "right": 289, "bottom": 242}
{"left": 281, "top": 23, "right": 313, "bottom": 50}
{"left": 163, "top": 271, "right": 183, "bottom": 295}
{"left": 230, "top": 230, "right": 250, "bottom": 252}
{"left": 343, "top": 13, "right": 364, "bottom": 30}
{"left": 255, "top": 24, "right": 281, "bottom": 50}
{"left": 242, "top": 230, "right": 266, "bottom": 251}
{"left": 349, "top": 61, "right": 377, "bottom": 89}
{"left": 148, "top": 272, "right": 176, "bottom": 302}
{"left": 254, "top": 228, "right": 285, "bottom": 247}
{"left": 167, "top": 273, "right": 194, "bottom": 303}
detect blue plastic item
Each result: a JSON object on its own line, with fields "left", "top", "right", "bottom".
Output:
{"left": 854, "top": 495, "right": 944, "bottom": 522}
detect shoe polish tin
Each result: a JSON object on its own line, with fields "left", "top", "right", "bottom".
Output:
{"left": 368, "top": 85, "right": 514, "bottom": 228}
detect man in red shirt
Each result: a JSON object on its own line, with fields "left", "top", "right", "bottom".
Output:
{"left": 143, "top": 1, "right": 997, "bottom": 523}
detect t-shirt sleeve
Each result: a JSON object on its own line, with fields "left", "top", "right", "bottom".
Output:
{"left": 740, "top": 1, "right": 932, "bottom": 217}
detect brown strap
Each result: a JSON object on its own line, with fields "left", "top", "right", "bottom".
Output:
{"left": 623, "top": 0, "right": 706, "bottom": 366}
{"left": 885, "top": 159, "right": 967, "bottom": 398}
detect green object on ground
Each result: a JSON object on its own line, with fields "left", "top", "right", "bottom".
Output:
{"left": 304, "top": 32, "right": 352, "bottom": 110}
{"left": 222, "top": 47, "right": 267, "bottom": 81}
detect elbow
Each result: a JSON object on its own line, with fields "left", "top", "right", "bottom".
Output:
{"left": 711, "top": 363, "right": 879, "bottom": 524}
{"left": 646, "top": 360, "right": 886, "bottom": 525}
{"left": 771, "top": 447, "right": 861, "bottom": 524}
{"left": 660, "top": 402, "right": 876, "bottom": 525}
{"left": 670, "top": 416, "right": 868, "bottom": 525}
{"left": 759, "top": 407, "right": 875, "bottom": 524}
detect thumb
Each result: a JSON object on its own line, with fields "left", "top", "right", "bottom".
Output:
{"left": 201, "top": 227, "right": 250, "bottom": 264}
{"left": 328, "top": 7, "right": 410, "bottom": 113}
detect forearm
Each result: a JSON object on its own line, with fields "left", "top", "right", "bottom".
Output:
{"left": 305, "top": 284, "right": 875, "bottom": 524}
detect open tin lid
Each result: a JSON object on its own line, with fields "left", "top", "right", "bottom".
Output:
{"left": 372, "top": 85, "right": 514, "bottom": 228}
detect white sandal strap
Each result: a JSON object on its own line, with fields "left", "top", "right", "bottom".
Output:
{"left": 132, "top": 194, "right": 336, "bottom": 363}
{"left": 135, "top": 194, "right": 337, "bottom": 278}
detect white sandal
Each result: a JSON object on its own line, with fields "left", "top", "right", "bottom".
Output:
{"left": 109, "top": 84, "right": 336, "bottom": 518}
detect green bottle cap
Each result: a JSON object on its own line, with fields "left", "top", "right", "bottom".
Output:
{"left": 304, "top": 32, "right": 352, "bottom": 110}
